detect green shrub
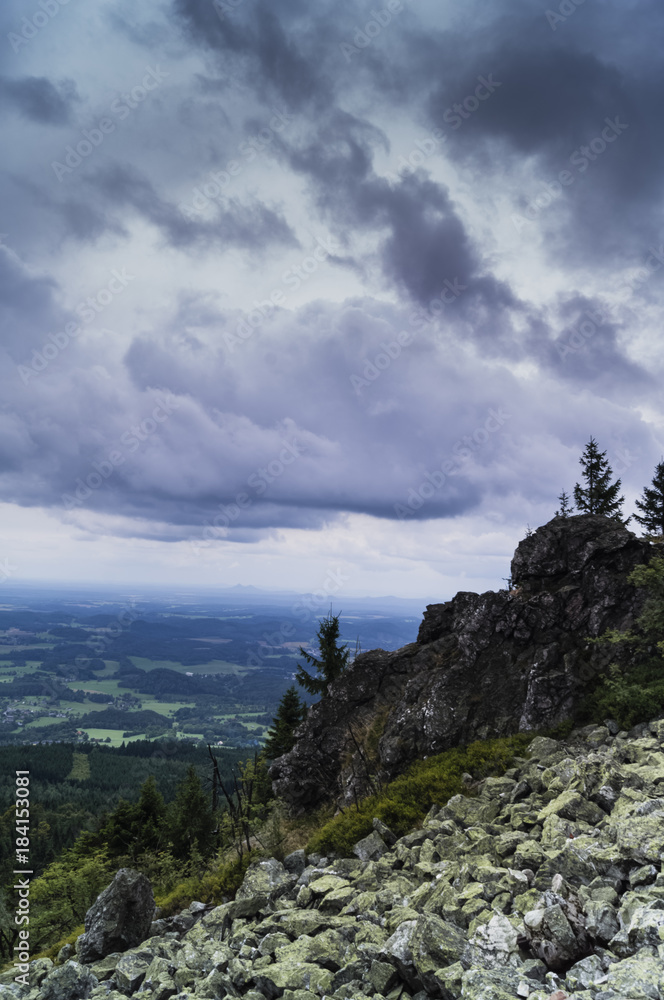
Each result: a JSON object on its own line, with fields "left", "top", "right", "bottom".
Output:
{"left": 585, "top": 660, "right": 664, "bottom": 730}
{"left": 306, "top": 733, "right": 531, "bottom": 857}
{"left": 28, "top": 848, "right": 115, "bottom": 955}
{"left": 155, "top": 850, "right": 256, "bottom": 916}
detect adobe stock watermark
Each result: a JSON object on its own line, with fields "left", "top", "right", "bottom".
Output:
{"left": 512, "top": 116, "right": 628, "bottom": 232}
{"left": 51, "top": 66, "right": 168, "bottom": 181}
{"left": 383, "top": 76, "right": 500, "bottom": 182}
{"left": 180, "top": 108, "right": 293, "bottom": 219}
{"left": 223, "top": 235, "right": 339, "bottom": 352}
{"left": 394, "top": 406, "right": 511, "bottom": 518}
{"left": 546, "top": 0, "right": 586, "bottom": 31}
{"left": 438, "top": 75, "right": 502, "bottom": 130}
{"left": 8, "top": 0, "right": 74, "bottom": 54}
{"left": 292, "top": 568, "right": 352, "bottom": 625}
{"left": 18, "top": 269, "right": 135, "bottom": 385}
{"left": 0, "top": 558, "right": 17, "bottom": 584}
{"left": 384, "top": 130, "right": 447, "bottom": 183}
{"left": 189, "top": 437, "right": 307, "bottom": 554}
{"left": 241, "top": 565, "right": 352, "bottom": 671}
{"left": 62, "top": 392, "right": 181, "bottom": 510}
{"left": 349, "top": 278, "right": 467, "bottom": 390}
{"left": 340, "top": 1, "right": 408, "bottom": 62}
{"left": 558, "top": 245, "right": 664, "bottom": 360}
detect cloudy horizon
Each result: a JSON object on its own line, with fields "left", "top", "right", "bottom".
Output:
{"left": 1, "top": 0, "right": 663, "bottom": 600}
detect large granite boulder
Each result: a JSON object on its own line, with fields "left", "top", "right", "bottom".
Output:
{"left": 272, "top": 515, "right": 652, "bottom": 813}
{"left": 76, "top": 868, "right": 155, "bottom": 964}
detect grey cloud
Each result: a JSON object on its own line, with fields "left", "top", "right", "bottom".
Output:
{"left": 0, "top": 246, "right": 64, "bottom": 354}
{"left": 85, "top": 162, "right": 299, "bottom": 252}
{"left": 0, "top": 76, "right": 79, "bottom": 125}
{"left": 174, "top": 0, "right": 334, "bottom": 111}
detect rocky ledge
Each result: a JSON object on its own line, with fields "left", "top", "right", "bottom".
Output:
{"left": 271, "top": 515, "right": 653, "bottom": 814}
{"left": 5, "top": 716, "right": 664, "bottom": 1000}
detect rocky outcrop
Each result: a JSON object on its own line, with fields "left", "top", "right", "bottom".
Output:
{"left": 75, "top": 868, "right": 155, "bottom": 964}
{"left": 6, "top": 717, "right": 664, "bottom": 1000}
{"left": 271, "top": 515, "right": 653, "bottom": 814}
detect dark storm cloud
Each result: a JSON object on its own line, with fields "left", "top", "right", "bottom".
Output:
{"left": 529, "top": 292, "right": 655, "bottom": 397}
{"left": 417, "top": 7, "right": 664, "bottom": 262}
{"left": 0, "top": 0, "right": 662, "bottom": 553}
{"left": 171, "top": 3, "right": 521, "bottom": 333}
{"left": 0, "top": 272, "right": 658, "bottom": 541}
{"left": 0, "top": 76, "right": 79, "bottom": 125}
{"left": 173, "top": 0, "right": 334, "bottom": 111}
{"left": 275, "top": 112, "right": 519, "bottom": 341}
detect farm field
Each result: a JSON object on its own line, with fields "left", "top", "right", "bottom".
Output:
{"left": 83, "top": 729, "right": 150, "bottom": 747}
{"left": 128, "top": 656, "right": 243, "bottom": 675}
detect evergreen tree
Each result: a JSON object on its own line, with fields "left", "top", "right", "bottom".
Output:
{"left": 573, "top": 437, "right": 625, "bottom": 518}
{"left": 263, "top": 686, "right": 306, "bottom": 759}
{"left": 135, "top": 775, "right": 167, "bottom": 852}
{"left": 634, "top": 460, "right": 664, "bottom": 535}
{"left": 296, "top": 612, "right": 350, "bottom": 697}
{"left": 168, "top": 765, "right": 215, "bottom": 860}
{"left": 554, "top": 490, "right": 574, "bottom": 518}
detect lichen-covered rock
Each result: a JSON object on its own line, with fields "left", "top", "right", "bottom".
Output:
{"left": 465, "top": 911, "right": 522, "bottom": 969}
{"left": 353, "top": 830, "right": 388, "bottom": 861}
{"left": 609, "top": 892, "right": 664, "bottom": 956}
{"left": 603, "top": 952, "right": 664, "bottom": 999}
{"left": 460, "top": 965, "right": 528, "bottom": 1000}
{"left": 40, "top": 961, "right": 98, "bottom": 1000}
{"left": 251, "top": 960, "right": 334, "bottom": 997}
{"left": 76, "top": 869, "right": 155, "bottom": 964}
{"left": 409, "top": 912, "right": 466, "bottom": 980}
{"left": 524, "top": 877, "right": 592, "bottom": 971}
{"left": 236, "top": 858, "right": 295, "bottom": 905}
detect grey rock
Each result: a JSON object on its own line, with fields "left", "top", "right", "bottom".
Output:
{"left": 40, "top": 961, "right": 98, "bottom": 1000}
{"left": 373, "top": 817, "right": 397, "bottom": 846}
{"left": 76, "top": 869, "right": 155, "bottom": 964}
{"left": 283, "top": 849, "right": 306, "bottom": 876}
{"left": 56, "top": 943, "right": 74, "bottom": 964}
{"left": 271, "top": 515, "right": 651, "bottom": 813}
{"left": 353, "top": 830, "right": 388, "bottom": 861}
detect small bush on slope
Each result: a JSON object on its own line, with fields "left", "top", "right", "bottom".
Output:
{"left": 306, "top": 733, "right": 531, "bottom": 857}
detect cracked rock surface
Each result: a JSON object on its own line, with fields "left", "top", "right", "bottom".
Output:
{"left": 270, "top": 515, "right": 652, "bottom": 813}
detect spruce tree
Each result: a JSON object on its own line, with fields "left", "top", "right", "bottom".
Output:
{"left": 135, "top": 775, "right": 167, "bottom": 852}
{"left": 555, "top": 490, "right": 574, "bottom": 517}
{"left": 263, "top": 686, "right": 306, "bottom": 759}
{"left": 573, "top": 437, "right": 625, "bottom": 518}
{"left": 634, "top": 460, "right": 664, "bottom": 535}
{"left": 296, "top": 611, "right": 349, "bottom": 697}
{"left": 168, "top": 765, "right": 215, "bottom": 860}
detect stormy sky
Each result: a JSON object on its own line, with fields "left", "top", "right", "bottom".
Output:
{"left": 1, "top": 0, "right": 663, "bottom": 598}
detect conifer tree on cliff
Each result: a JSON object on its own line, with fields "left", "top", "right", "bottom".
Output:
{"left": 263, "top": 685, "right": 306, "bottom": 759}
{"left": 573, "top": 437, "right": 625, "bottom": 519}
{"left": 554, "top": 489, "right": 574, "bottom": 518}
{"left": 296, "top": 611, "right": 349, "bottom": 696}
{"left": 633, "top": 460, "right": 664, "bottom": 535}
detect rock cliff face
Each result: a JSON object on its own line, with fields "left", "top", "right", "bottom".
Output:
{"left": 271, "top": 515, "right": 653, "bottom": 814}
{"left": 12, "top": 717, "right": 664, "bottom": 1000}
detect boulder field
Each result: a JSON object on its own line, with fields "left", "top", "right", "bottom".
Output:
{"left": 5, "top": 716, "right": 664, "bottom": 1000}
